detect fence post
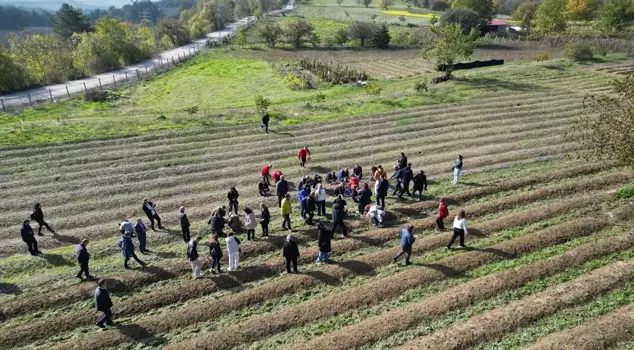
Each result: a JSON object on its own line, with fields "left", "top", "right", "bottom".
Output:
{"left": 83, "top": 82, "right": 88, "bottom": 94}
{"left": 49, "top": 89, "right": 53, "bottom": 102}
{"left": 125, "top": 72, "right": 129, "bottom": 82}
{"left": 28, "top": 93, "right": 32, "bottom": 107}
{"left": 153, "top": 61, "right": 157, "bottom": 71}
{"left": 1, "top": 99, "right": 5, "bottom": 113}
{"left": 66, "top": 85, "right": 70, "bottom": 98}
{"left": 113, "top": 75, "right": 116, "bottom": 87}
{"left": 172, "top": 57, "right": 176, "bottom": 65}
{"left": 98, "top": 78, "right": 102, "bottom": 89}
{"left": 145, "top": 66, "right": 148, "bottom": 75}
{"left": 136, "top": 69, "right": 140, "bottom": 80}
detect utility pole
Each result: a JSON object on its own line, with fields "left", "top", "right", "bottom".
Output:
{"left": 139, "top": 11, "right": 159, "bottom": 55}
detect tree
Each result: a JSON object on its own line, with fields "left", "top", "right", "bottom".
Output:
{"left": 377, "top": 0, "right": 394, "bottom": 9}
{"left": 430, "top": 0, "right": 451, "bottom": 10}
{"left": 568, "top": 73, "right": 634, "bottom": 167}
{"left": 348, "top": 21, "right": 376, "bottom": 47}
{"left": 451, "top": 0, "right": 495, "bottom": 24}
{"left": 0, "top": 47, "right": 28, "bottom": 94}
{"left": 282, "top": 19, "right": 314, "bottom": 48}
{"left": 565, "top": 0, "right": 598, "bottom": 21}
{"left": 8, "top": 32, "right": 77, "bottom": 85}
{"left": 440, "top": 8, "right": 481, "bottom": 32}
{"left": 511, "top": 1, "right": 538, "bottom": 32}
{"left": 336, "top": 0, "right": 344, "bottom": 6}
{"left": 598, "top": 0, "right": 634, "bottom": 32}
{"left": 54, "top": 3, "right": 91, "bottom": 38}
{"left": 496, "top": 0, "right": 521, "bottom": 15}
{"left": 422, "top": 24, "right": 479, "bottom": 78}
{"left": 370, "top": 23, "right": 390, "bottom": 48}
{"left": 257, "top": 22, "right": 283, "bottom": 47}
{"left": 362, "top": 0, "right": 373, "bottom": 7}
{"left": 334, "top": 28, "right": 349, "bottom": 45}
{"left": 534, "top": 0, "right": 567, "bottom": 33}
{"left": 159, "top": 18, "right": 190, "bottom": 46}
{"left": 237, "top": 29, "right": 248, "bottom": 47}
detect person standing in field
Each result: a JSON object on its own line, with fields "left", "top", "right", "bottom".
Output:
{"left": 436, "top": 198, "right": 449, "bottom": 231}
{"left": 119, "top": 231, "right": 146, "bottom": 269}
{"left": 261, "top": 112, "right": 270, "bottom": 133}
{"left": 390, "top": 165, "right": 403, "bottom": 196}
{"left": 31, "top": 203, "right": 55, "bottom": 235}
{"left": 399, "top": 163, "right": 414, "bottom": 198}
{"left": 227, "top": 187, "right": 239, "bottom": 215}
{"left": 393, "top": 225, "right": 415, "bottom": 265}
{"left": 299, "top": 185, "right": 310, "bottom": 220}
{"left": 179, "top": 206, "right": 190, "bottom": 243}
{"left": 94, "top": 279, "right": 114, "bottom": 328}
{"left": 412, "top": 170, "right": 428, "bottom": 201}
{"left": 261, "top": 164, "right": 272, "bottom": 185}
{"left": 452, "top": 155, "right": 463, "bottom": 185}
{"left": 119, "top": 219, "right": 133, "bottom": 235}
{"left": 316, "top": 222, "right": 332, "bottom": 263}
{"left": 281, "top": 193, "right": 293, "bottom": 231}
{"left": 142, "top": 199, "right": 164, "bottom": 231}
{"left": 448, "top": 209, "right": 468, "bottom": 249}
{"left": 376, "top": 175, "right": 389, "bottom": 208}
{"left": 283, "top": 234, "right": 300, "bottom": 273}
{"left": 244, "top": 207, "right": 257, "bottom": 241}
{"left": 208, "top": 234, "right": 223, "bottom": 273}
{"left": 356, "top": 182, "right": 373, "bottom": 216}
{"left": 20, "top": 220, "right": 41, "bottom": 255}
{"left": 76, "top": 239, "right": 93, "bottom": 280}
{"left": 374, "top": 165, "right": 387, "bottom": 181}
{"left": 353, "top": 164, "right": 363, "bottom": 179}
{"left": 226, "top": 232, "right": 241, "bottom": 271}
{"left": 331, "top": 195, "right": 348, "bottom": 238}
{"left": 135, "top": 218, "right": 149, "bottom": 253}
{"left": 398, "top": 153, "right": 408, "bottom": 169}
{"left": 303, "top": 192, "right": 317, "bottom": 225}
{"left": 272, "top": 169, "right": 283, "bottom": 184}
{"left": 187, "top": 236, "right": 203, "bottom": 279}
{"left": 276, "top": 175, "right": 289, "bottom": 208}
{"left": 260, "top": 204, "right": 270, "bottom": 237}
{"left": 315, "top": 183, "right": 327, "bottom": 216}
{"left": 298, "top": 146, "right": 311, "bottom": 168}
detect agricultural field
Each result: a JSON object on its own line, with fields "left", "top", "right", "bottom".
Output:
{"left": 2, "top": 43, "right": 634, "bottom": 350}
{"left": 293, "top": 0, "right": 440, "bottom": 24}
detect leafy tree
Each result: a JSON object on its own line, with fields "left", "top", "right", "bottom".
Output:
{"left": 348, "top": 21, "right": 376, "bottom": 46}
{"left": 282, "top": 19, "right": 315, "bottom": 48}
{"left": 8, "top": 32, "right": 77, "bottom": 85}
{"left": 511, "top": 1, "right": 538, "bottom": 32}
{"left": 534, "top": 0, "right": 567, "bottom": 33}
{"left": 429, "top": 15, "right": 439, "bottom": 25}
{"left": 496, "top": 0, "right": 521, "bottom": 15}
{"left": 334, "top": 28, "right": 349, "bottom": 45}
{"left": 564, "top": 0, "right": 598, "bottom": 21}
{"left": 257, "top": 22, "right": 283, "bottom": 47}
{"left": 377, "top": 0, "right": 395, "bottom": 9}
{"left": 598, "top": 0, "right": 634, "bottom": 32}
{"left": 336, "top": 0, "right": 344, "bottom": 6}
{"left": 422, "top": 23, "right": 479, "bottom": 78}
{"left": 362, "top": 0, "right": 373, "bottom": 7}
{"left": 568, "top": 73, "right": 634, "bottom": 167}
{"left": 0, "top": 48, "right": 28, "bottom": 94}
{"left": 254, "top": 95, "right": 271, "bottom": 114}
{"left": 370, "top": 23, "right": 390, "bottom": 48}
{"left": 451, "top": 0, "right": 495, "bottom": 24}
{"left": 440, "top": 8, "right": 481, "bottom": 32}
{"left": 159, "top": 18, "right": 190, "bottom": 46}
{"left": 237, "top": 29, "right": 248, "bottom": 47}
{"left": 254, "top": 7, "right": 263, "bottom": 18}
{"left": 430, "top": 0, "right": 451, "bottom": 10}
{"left": 366, "top": 81, "right": 382, "bottom": 95}
{"left": 54, "top": 3, "right": 91, "bottom": 38}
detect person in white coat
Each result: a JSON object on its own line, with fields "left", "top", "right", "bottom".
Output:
{"left": 314, "top": 183, "right": 327, "bottom": 216}
{"left": 244, "top": 207, "right": 257, "bottom": 241}
{"left": 225, "top": 232, "right": 241, "bottom": 270}
{"left": 366, "top": 205, "right": 386, "bottom": 227}
{"left": 448, "top": 210, "right": 468, "bottom": 249}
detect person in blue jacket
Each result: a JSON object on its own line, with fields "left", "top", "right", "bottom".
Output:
{"left": 134, "top": 218, "right": 149, "bottom": 253}
{"left": 393, "top": 225, "right": 415, "bottom": 265}
{"left": 119, "top": 231, "right": 146, "bottom": 269}
{"left": 95, "top": 279, "right": 114, "bottom": 328}
{"left": 337, "top": 168, "right": 349, "bottom": 182}
{"left": 298, "top": 186, "right": 310, "bottom": 219}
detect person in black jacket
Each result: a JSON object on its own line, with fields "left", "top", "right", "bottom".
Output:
{"left": 95, "top": 279, "right": 114, "bottom": 328}
{"left": 356, "top": 183, "right": 373, "bottom": 216}
{"left": 20, "top": 220, "right": 41, "bottom": 255}
{"left": 316, "top": 223, "right": 332, "bottom": 262}
{"left": 208, "top": 206, "right": 226, "bottom": 236}
{"left": 398, "top": 152, "right": 408, "bottom": 169}
{"left": 326, "top": 172, "right": 337, "bottom": 184}
{"left": 276, "top": 175, "right": 289, "bottom": 208}
{"left": 260, "top": 204, "right": 270, "bottom": 236}
{"left": 208, "top": 234, "right": 223, "bottom": 273}
{"left": 142, "top": 199, "right": 164, "bottom": 231}
{"left": 227, "top": 187, "right": 239, "bottom": 215}
{"left": 331, "top": 195, "right": 348, "bottom": 238}
{"left": 303, "top": 192, "right": 317, "bottom": 225}
{"left": 258, "top": 179, "right": 270, "bottom": 196}
{"left": 261, "top": 112, "right": 270, "bottom": 133}
{"left": 282, "top": 234, "right": 300, "bottom": 273}
{"left": 376, "top": 176, "right": 389, "bottom": 208}
{"left": 31, "top": 203, "right": 55, "bottom": 236}
{"left": 179, "top": 206, "right": 190, "bottom": 243}
{"left": 187, "top": 236, "right": 203, "bottom": 279}
{"left": 399, "top": 163, "right": 414, "bottom": 198}
{"left": 353, "top": 164, "right": 363, "bottom": 180}
{"left": 76, "top": 239, "right": 93, "bottom": 280}
{"left": 412, "top": 170, "right": 428, "bottom": 201}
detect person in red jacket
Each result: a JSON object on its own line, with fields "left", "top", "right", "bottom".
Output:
{"left": 272, "top": 170, "right": 283, "bottom": 184}
{"left": 436, "top": 198, "right": 449, "bottom": 231}
{"left": 349, "top": 175, "right": 359, "bottom": 190}
{"left": 298, "top": 146, "right": 311, "bottom": 168}
{"left": 261, "top": 164, "right": 272, "bottom": 185}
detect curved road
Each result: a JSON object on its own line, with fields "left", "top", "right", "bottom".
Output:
{"left": 0, "top": 2, "right": 294, "bottom": 111}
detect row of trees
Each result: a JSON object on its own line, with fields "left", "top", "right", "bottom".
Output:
{"left": 0, "top": 5, "right": 54, "bottom": 30}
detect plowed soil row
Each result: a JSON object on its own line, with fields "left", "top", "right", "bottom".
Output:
{"left": 159, "top": 218, "right": 606, "bottom": 350}
{"left": 528, "top": 302, "right": 634, "bottom": 350}
{"left": 293, "top": 234, "right": 634, "bottom": 350}
{"left": 398, "top": 251, "right": 634, "bottom": 350}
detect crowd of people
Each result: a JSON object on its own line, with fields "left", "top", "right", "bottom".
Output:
{"left": 18, "top": 148, "right": 468, "bottom": 328}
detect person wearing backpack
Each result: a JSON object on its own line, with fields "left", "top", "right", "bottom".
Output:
{"left": 244, "top": 207, "right": 257, "bottom": 241}
{"left": 187, "top": 236, "right": 203, "bottom": 279}
{"left": 226, "top": 232, "right": 241, "bottom": 271}
{"left": 316, "top": 223, "right": 332, "bottom": 262}
{"left": 282, "top": 234, "right": 300, "bottom": 273}
{"left": 179, "top": 206, "right": 191, "bottom": 243}
{"left": 20, "top": 220, "right": 41, "bottom": 256}
{"left": 393, "top": 225, "right": 415, "bottom": 265}
{"left": 208, "top": 234, "right": 223, "bottom": 273}
{"left": 260, "top": 204, "right": 270, "bottom": 237}
{"left": 436, "top": 198, "right": 449, "bottom": 231}
{"left": 142, "top": 199, "right": 164, "bottom": 231}
{"left": 315, "top": 183, "right": 327, "bottom": 216}
{"left": 31, "top": 203, "right": 55, "bottom": 235}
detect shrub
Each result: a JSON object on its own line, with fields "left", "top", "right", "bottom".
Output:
{"left": 334, "top": 28, "right": 349, "bottom": 45}
{"left": 615, "top": 183, "right": 634, "bottom": 200}
{"left": 532, "top": 53, "right": 549, "bottom": 63}
{"left": 254, "top": 95, "right": 271, "bottom": 114}
{"left": 299, "top": 59, "right": 367, "bottom": 84}
{"left": 563, "top": 42, "right": 594, "bottom": 61}
{"left": 257, "top": 22, "right": 283, "bottom": 48}
{"left": 429, "top": 15, "right": 439, "bottom": 25}
{"left": 284, "top": 72, "right": 311, "bottom": 90}
{"left": 366, "top": 81, "right": 382, "bottom": 95}
{"left": 430, "top": 0, "right": 450, "bottom": 11}
{"left": 370, "top": 23, "right": 390, "bottom": 48}
{"left": 414, "top": 79, "right": 429, "bottom": 93}
{"left": 184, "top": 105, "right": 200, "bottom": 115}
{"left": 315, "top": 92, "right": 326, "bottom": 103}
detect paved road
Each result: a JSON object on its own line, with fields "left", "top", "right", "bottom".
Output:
{"left": 0, "top": 2, "right": 294, "bottom": 111}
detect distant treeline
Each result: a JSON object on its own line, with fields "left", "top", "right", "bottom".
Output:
{"left": 0, "top": 5, "right": 54, "bottom": 30}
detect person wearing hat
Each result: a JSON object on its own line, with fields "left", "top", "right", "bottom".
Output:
{"left": 179, "top": 206, "right": 190, "bottom": 243}
{"left": 95, "top": 279, "right": 114, "bottom": 328}
{"left": 412, "top": 169, "right": 428, "bottom": 201}
{"left": 76, "top": 239, "right": 93, "bottom": 280}
{"left": 282, "top": 234, "right": 300, "bottom": 273}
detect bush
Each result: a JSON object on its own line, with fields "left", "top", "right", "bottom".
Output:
{"left": 430, "top": 0, "right": 450, "bottom": 11}
{"left": 440, "top": 8, "right": 481, "bottom": 32}
{"left": 184, "top": 105, "right": 199, "bottom": 114}
{"left": 366, "top": 81, "right": 382, "bottom": 95}
{"left": 254, "top": 95, "right": 271, "bottom": 114}
{"left": 532, "top": 53, "right": 549, "bottom": 62}
{"left": 414, "top": 79, "right": 429, "bottom": 93}
{"left": 616, "top": 183, "right": 634, "bottom": 200}
{"left": 299, "top": 59, "right": 368, "bottom": 84}
{"left": 284, "top": 72, "right": 311, "bottom": 89}
{"left": 370, "top": 23, "right": 390, "bottom": 48}
{"left": 563, "top": 42, "right": 594, "bottom": 61}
